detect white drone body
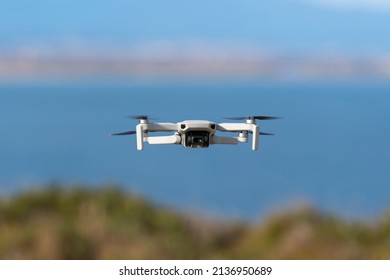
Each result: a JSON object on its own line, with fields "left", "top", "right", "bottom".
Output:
{"left": 111, "top": 115, "right": 277, "bottom": 151}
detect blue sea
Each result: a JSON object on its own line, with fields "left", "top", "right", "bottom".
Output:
{"left": 1, "top": 80, "right": 390, "bottom": 220}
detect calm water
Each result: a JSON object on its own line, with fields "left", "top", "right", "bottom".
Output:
{"left": 1, "top": 80, "right": 390, "bottom": 220}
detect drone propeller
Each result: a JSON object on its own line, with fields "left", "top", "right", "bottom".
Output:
{"left": 260, "top": 132, "right": 275, "bottom": 136}
{"left": 110, "top": 130, "right": 136, "bottom": 136}
{"left": 224, "top": 116, "right": 280, "bottom": 121}
{"left": 247, "top": 131, "right": 275, "bottom": 136}
{"left": 127, "top": 115, "right": 148, "bottom": 120}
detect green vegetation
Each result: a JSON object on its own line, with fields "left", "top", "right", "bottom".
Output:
{"left": 0, "top": 185, "right": 389, "bottom": 259}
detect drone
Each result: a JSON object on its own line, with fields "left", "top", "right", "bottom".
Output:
{"left": 111, "top": 115, "right": 279, "bottom": 151}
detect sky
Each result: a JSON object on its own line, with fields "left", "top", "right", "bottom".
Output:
{"left": 1, "top": 0, "right": 390, "bottom": 54}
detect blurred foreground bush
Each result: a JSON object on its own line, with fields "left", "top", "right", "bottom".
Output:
{"left": 0, "top": 186, "right": 389, "bottom": 259}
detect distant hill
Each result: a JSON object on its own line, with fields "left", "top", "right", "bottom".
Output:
{"left": 0, "top": 185, "right": 389, "bottom": 259}
{"left": 1, "top": 52, "right": 390, "bottom": 81}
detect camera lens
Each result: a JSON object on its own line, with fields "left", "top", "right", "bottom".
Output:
{"left": 185, "top": 131, "right": 210, "bottom": 148}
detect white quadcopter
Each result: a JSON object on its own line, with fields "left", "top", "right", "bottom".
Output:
{"left": 111, "top": 115, "right": 278, "bottom": 151}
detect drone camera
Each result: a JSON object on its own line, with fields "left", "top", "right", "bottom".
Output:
{"left": 185, "top": 131, "right": 210, "bottom": 148}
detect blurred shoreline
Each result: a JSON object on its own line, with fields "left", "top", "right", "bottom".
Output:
{"left": 1, "top": 50, "right": 390, "bottom": 81}
{"left": 0, "top": 185, "right": 389, "bottom": 259}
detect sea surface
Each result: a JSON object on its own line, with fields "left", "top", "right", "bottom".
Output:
{"left": 1, "top": 79, "right": 390, "bottom": 220}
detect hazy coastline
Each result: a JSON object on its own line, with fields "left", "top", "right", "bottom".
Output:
{"left": 1, "top": 50, "right": 390, "bottom": 81}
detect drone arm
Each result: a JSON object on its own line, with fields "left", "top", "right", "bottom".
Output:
{"left": 211, "top": 135, "right": 239, "bottom": 145}
{"left": 135, "top": 123, "right": 178, "bottom": 150}
{"left": 217, "top": 123, "right": 259, "bottom": 150}
{"left": 217, "top": 123, "right": 256, "bottom": 132}
{"left": 143, "top": 123, "right": 178, "bottom": 132}
{"left": 145, "top": 134, "right": 181, "bottom": 145}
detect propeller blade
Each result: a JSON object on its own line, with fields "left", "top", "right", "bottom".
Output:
{"left": 253, "top": 115, "right": 280, "bottom": 120}
{"left": 127, "top": 115, "right": 149, "bottom": 120}
{"left": 248, "top": 131, "right": 275, "bottom": 136}
{"left": 110, "top": 130, "right": 136, "bottom": 136}
{"left": 223, "top": 116, "right": 280, "bottom": 120}
{"left": 223, "top": 116, "right": 247, "bottom": 120}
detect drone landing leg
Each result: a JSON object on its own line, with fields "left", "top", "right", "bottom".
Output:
{"left": 136, "top": 124, "right": 144, "bottom": 150}
{"left": 252, "top": 125, "right": 259, "bottom": 151}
